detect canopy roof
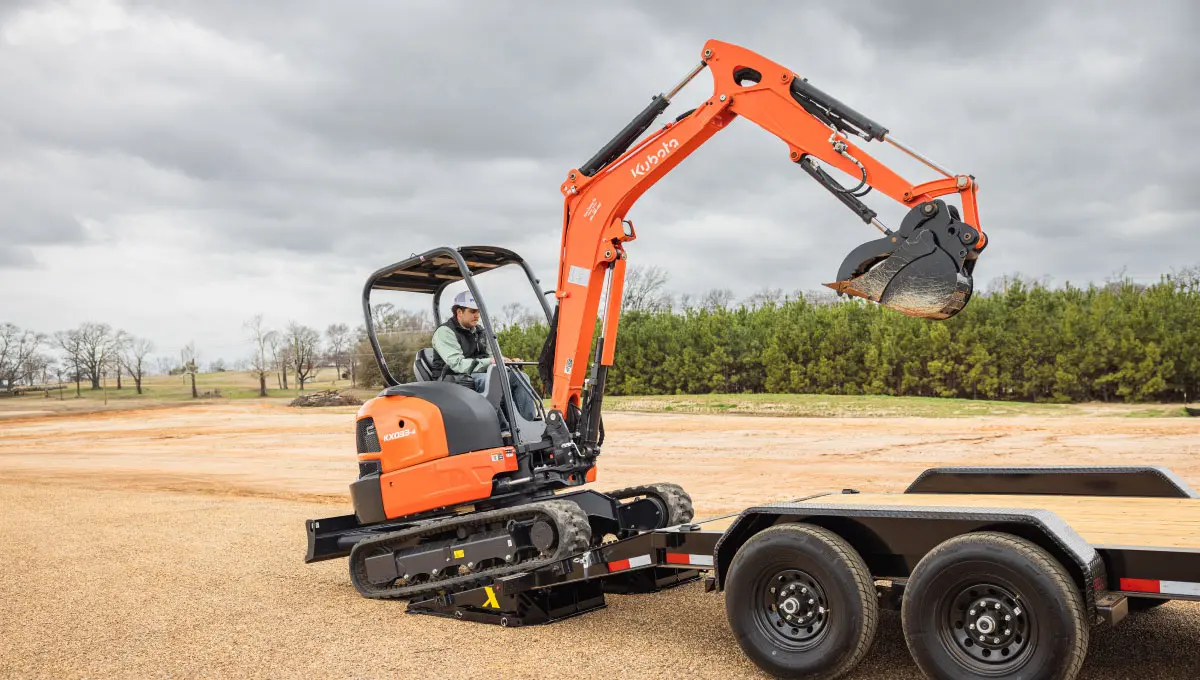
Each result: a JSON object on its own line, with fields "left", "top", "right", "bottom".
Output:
{"left": 368, "top": 246, "right": 527, "bottom": 294}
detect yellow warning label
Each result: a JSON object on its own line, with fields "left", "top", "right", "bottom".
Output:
{"left": 482, "top": 586, "right": 499, "bottom": 609}
{"left": 453, "top": 549, "right": 465, "bottom": 559}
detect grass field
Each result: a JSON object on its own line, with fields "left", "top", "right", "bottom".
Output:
{"left": 603, "top": 393, "right": 1191, "bottom": 418}
{"left": 1, "top": 368, "right": 374, "bottom": 404}
{"left": 1, "top": 370, "right": 1191, "bottom": 418}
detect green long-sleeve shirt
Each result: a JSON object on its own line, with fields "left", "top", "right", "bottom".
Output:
{"left": 431, "top": 323, "right": 493, "bottom": 375}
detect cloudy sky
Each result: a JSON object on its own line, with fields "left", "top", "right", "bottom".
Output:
{"left": 1, "top": 0, "right": 1197, "bottom": 365}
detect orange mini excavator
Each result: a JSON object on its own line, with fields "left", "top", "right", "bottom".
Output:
{"left": 306, "top": 40, "right": 988, "bottom": 601}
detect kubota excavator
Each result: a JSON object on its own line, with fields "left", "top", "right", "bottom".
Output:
{"left": 305, "top": 40, "right": 987, "bottom": 602}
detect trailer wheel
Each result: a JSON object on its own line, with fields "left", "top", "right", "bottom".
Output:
{"left": 902, "top": 532, "right": 1088, "bottom": 680}
{"left": 724, "top": 524, "right": 877, "bottom": 680}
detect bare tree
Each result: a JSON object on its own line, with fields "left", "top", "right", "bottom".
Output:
{"left": 154, "top": 357, "right": 175, "bottom": 377}
{"left": 121, "top": 337, "right": 154, "bottom": 395}
{"left": 54, "top": 329, "right": 85, "bottom": 397}
{"left": 0, "top": 324, "right": 44, "bottom": 392}
{"left": 180, "top": 342, "right": 199, "bottom": 399}
{"left": 325, "top": 323, "right": 351, "bottom": 383}
{"left": 349, "top": 325, "right": 368, "bottom": 387}
{"left": 63, "top": 322, "right": 114, "bottom": 390}
{"left": 245, "top": 314, "right": 276, "bottom": 397}
{"left": 701, "top": 288, "right": 735, "bottom": 311}
{"left": 622, "top": 265, "right": 672, "bottom": 313}
{"left": 110, "top": 329, "right": 130, "bottom": 389}
{"left": 495, "top": 302, "right": 541, "bottom": 330}
{"left": 286, "top": 322, "right": 321, "bottom": 390}
{"left": 744, "top": 286, "right": 784, "bottom": 309}
{"left": 371, "top": 304, "right": 433, "bottom": 333}
{"left": 269, "top": 332, "right": 291, "bottom": 389}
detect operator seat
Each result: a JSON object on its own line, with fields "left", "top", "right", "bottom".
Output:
{"left": 412, "top": 348, "right": 439, "bottom": 382}
{"left": 409, "top": 350, "right": 544, "bottom": 445}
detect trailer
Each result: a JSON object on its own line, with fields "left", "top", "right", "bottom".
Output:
{"left": 307, "top": 466, "right": 1200, "bottom": 680}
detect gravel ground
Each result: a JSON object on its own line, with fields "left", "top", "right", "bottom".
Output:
{"left": 3, "top": 404, "right": 1200, "bottom": 678}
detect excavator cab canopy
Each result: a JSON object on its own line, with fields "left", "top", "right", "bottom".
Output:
{"left": 362, "top": 245, "right": 552, "bottom": 388}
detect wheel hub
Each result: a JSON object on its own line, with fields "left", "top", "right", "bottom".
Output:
{"left": 946, "top": 584, "right": 1031, "bottom": 667}
{"left": 759, "top": 569, "right": 829, "bottom": 647}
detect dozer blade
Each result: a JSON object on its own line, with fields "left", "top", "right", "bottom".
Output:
{"left": 825, "top": 200, "right": 984, "bottom": 320}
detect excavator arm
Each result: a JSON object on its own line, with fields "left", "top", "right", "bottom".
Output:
{"left": 541, "top": 39, "right": 988, "bottom": 455}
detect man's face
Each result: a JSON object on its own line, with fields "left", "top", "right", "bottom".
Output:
{"left": 456, "top": 306, "right": 480, "bottom": 329}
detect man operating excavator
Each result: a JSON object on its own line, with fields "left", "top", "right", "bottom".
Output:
{"left": 430, "top": 289, "right": 540, "bottom": 422}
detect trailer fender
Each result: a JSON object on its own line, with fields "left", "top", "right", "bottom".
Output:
{"left": 713, "top": 504, "right": 1109, "bottom": 625}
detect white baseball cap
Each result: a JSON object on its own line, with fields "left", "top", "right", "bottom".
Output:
{"left": 453, "top": 290, "right": 479, "bottom": 309}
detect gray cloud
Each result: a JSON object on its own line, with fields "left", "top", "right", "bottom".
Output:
{"left": 1, "top": 0, "right": 1198, "bottom": 357}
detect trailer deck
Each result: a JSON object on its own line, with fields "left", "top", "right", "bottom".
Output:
{"left": 818, "top": 493, "right": 1200, "bottom": 550}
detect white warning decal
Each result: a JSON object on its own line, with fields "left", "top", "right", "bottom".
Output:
{"left": 564, "top": 358, "right": 573, "bottom": 375}
{"left": 567, "top": 265, "right": 589, "bottom": 287}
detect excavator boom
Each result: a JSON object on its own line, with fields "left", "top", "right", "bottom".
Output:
{"left": 543, "top": 39, "right": 988, "bottom": 446}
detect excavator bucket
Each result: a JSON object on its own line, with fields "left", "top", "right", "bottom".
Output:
{"left": 825, "top": 201, "right": 984, "bottom": 320}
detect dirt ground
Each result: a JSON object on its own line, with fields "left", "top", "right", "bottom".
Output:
{"left": 3, "top": 403, "right": 1200, "bottom": 679}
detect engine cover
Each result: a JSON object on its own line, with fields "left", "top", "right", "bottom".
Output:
{"left": 358, "top": 382, "right": 504, "bottom": 475}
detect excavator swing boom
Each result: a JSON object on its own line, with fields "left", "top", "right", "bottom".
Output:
{"left": 542, "top": 39, "right": 987, "bottom": 458}
{"left": 307, "top": 40, "right": 988, "bottom": 606}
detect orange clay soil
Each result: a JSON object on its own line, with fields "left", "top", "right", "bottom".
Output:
{"left": 2, "top": 402, "right": 1199, "bottom": 679}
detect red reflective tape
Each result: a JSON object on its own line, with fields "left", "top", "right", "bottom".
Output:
{"left": 1120, "top": 578, "right": 1161, "bottom": 593}
{"left": 608, "top": 554, "right": 652, "bottom": 572}
{"left": 665, "top": 552, "right": 715, "bottom": 567}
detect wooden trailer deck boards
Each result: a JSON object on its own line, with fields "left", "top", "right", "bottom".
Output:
{"left": 815, "top": 493, "right": 1200, "bottom": 550}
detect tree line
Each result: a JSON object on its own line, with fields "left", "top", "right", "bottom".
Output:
{"left": 6, "top": 266, "right": 1198, "bottom": 404}
{"left": 0, "top": 317, "right": 357, "bottom": 398}
{"left": 493, "top": 268, "right": 1200, "bottom": 404}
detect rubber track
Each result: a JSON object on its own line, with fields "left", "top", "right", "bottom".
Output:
{"left": 604, "top": 482, "right": 695, "bottom": 527}
{"left": 348, "top": 500, "right": 591, "bottom": 601}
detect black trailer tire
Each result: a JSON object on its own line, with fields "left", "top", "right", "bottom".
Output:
{"left": 724, "top": 523, "right": 878, "bottom": 680}
{"left": 901, "top": 531, "right": 1088, "bottom": 680}
{"left": 1127, "top": 597, "right": 1169, "bottom": 613}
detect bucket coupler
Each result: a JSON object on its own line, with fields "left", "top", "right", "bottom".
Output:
{"left": 826, "top": 200, "right": 983, "bottom": 320}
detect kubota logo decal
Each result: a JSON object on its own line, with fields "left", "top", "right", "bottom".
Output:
{"left": 383, "top": 428, "right": 416, "bottom": 442}
{"left": 630, "top": 139, "right": 679, "bottom": 178}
